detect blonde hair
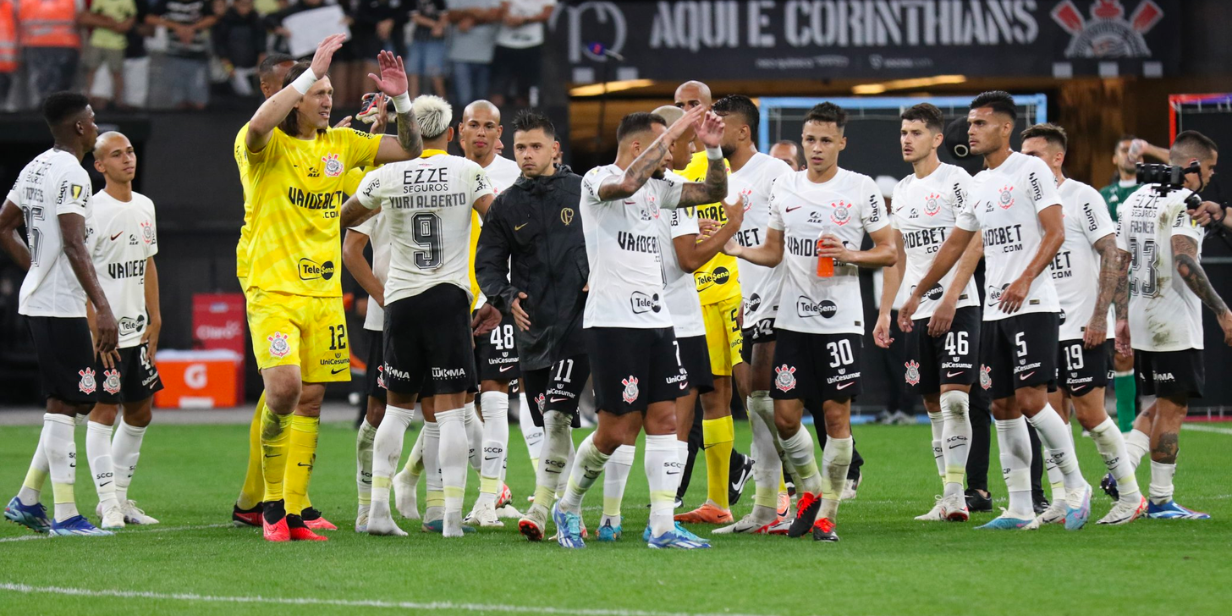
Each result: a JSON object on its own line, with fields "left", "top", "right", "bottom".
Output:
{"left": 413, "top": 95, "right": 453, "bottom": 140}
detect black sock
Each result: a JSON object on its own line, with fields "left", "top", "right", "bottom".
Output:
{"left": 263, "top": 500, "right": 286, "bottom": 524}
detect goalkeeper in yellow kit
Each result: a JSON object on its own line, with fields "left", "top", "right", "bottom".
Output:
{"left": 241, "top": 35, "right": 423, "bottom": 541}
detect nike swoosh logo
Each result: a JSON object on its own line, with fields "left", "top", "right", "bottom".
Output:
{"left": 1020, "top": 371, "right": 1035, "bottom": 380}
{"left": 99, "top": 481, "right": 112, "bottom": 487}
{"left": 666, "top": 471, "right": 681, "bottom": 475}
{"left": 947, "top": 444, "right": 965, "bottom": 450}
{"left": 331, "top": 367, "right": 348, "bottom": 374}
{"left": 549, "top": 397, "right": 569, "bottom": 403}
{"left": 361, "top": 479, "right": 372, "bottom": 484}
{"left": 546, "top": 470, "right": 561, "bottom": 474}
{"left": 515, "top": 223, "right": 528, "bottom": 231}
{"left": 265, "top": 454, "right": 282, "bottom": 458}
{"left": 836, "top": 382, "right": 855, "bottom": 390}
{"left": 297, "top": 462, "right": 312, "bottom": 467}
{"left": 946, "top": 371, "right": 965, "bottom": 377}
{"left": 785, "top": 205, "right": 802, "bottom": 212}
{"left": 484, "top": 456, "right": 499, "bottom": 461}
{"left": 110, "top": 232, "right": 123, "bottom": 241}
{"left": 1072, "top": 385, "right": 1087, "bottom": 391}
{"left": 499, "top": 366, "right": 514, "bottom": 372}
{"left": 678, "top": 382, "right": 688, "bottom": 390}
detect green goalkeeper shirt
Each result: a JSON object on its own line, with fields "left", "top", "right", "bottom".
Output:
{"left": 1099, "top": 179, "right": 1140, "bottom": 222}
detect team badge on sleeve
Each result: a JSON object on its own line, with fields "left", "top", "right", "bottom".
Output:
{"left": 322, "top": 153, "right": 343, "bottom": 177}
{"left": 78, "top": 368, "right": 98, "bottom": 394}
{"left": 774, "top": 365, "right": 797, "bottom": 392}
{"left": 268, "top": 332, "right": 291, "bottom": 358}
{"left": 904, "top": 360, "right": 921, "bottom": 386}
{"left": 103, "top": 369, "right": 122, "bottom": 395}
{"left": 621, "top": 376, "right": 640, "bottom": 404}
{"left": 980, "top": 365, "right": 992, "bottom": 390}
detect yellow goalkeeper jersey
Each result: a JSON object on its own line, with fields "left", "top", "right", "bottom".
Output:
{"left": 243, "top": 125, "right": 382, "bottom": 297}
{"left": 685, "top": 151, "right": 740, "bottom": 305}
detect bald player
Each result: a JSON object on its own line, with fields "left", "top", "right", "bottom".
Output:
{"left": 770, "top": 140, "right": 805, "bottom": 172}
{"left": 673, "top": 81, "right": 752, "bottom": 525}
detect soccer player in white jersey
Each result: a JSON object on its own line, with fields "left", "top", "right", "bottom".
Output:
{"left": 707, "top": 95, "right": 797, "bottom": 535}
{"left": 725, "top": 102, "right": 896, "bottom": 542}
{"left": 1, "top": 92, "right": 117, "bottom": 536}
{"left": 1018, "top": 124, "right": 1147, "bottom": 526}
{"left": 874, "top": 103, "right": 982, "bottom": 523}
{"left": 553, "top": 106, "right": 726, "bottom": 550}
{"left": 83, "top": 131, "right": 164, "bottom": 530}
{"left": 342, "top": 208, "right": 390, "bottom": 532}
{"left": 338, "top": 95, "right": 498, "bottom": 538}
{"left": 901, "top": 91, "right": 1091, "bottom": 531}
{"left": 1092, "top": 130, "right": 1231, "bottom": 520}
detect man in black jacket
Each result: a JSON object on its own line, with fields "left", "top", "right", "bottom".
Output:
{"left": 475, "top": 111, "right": 589, "bottom": 541}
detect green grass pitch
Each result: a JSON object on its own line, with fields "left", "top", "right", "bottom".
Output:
{"left": 1, "top": 419, "right": 1229, "bottom": 615}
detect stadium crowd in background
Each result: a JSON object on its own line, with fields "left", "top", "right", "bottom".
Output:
{"left": 0, "top": 0, "right": 554, "bottom": 112}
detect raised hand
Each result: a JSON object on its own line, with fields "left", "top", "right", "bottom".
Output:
{"left": 694, "top": 111, "right": 725, "bottom": 149}
{"left": 368, "top": 50, "right": 408, "bottom": 98}
{"left": 667, "top": 104, "right": 706, "bottom": 141}
{"left": 310, "top": 34, "right": 348, "bottom": 81}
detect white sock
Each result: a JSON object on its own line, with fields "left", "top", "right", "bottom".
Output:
{"left": 995, "top": 416, "right": 1033, "bottom": 518}
{"left": 939, "top": 390, "right": 970, "bottom": 499}
{"left": 1126, "top": 429, "right": 1150, "bottom": 472}
{"left": 371, "top": 406, "right": 414, "bottom": 506}
{"left": 356, "top": 418, "right": 378, "bottom": 506}
{"left": 463, "top": 401, "right": 482, "bottom": 472}
{"left": 435, "top": 408, "right": 469, "bottom": 516}
{"left": 1089, "top": 418, "right": 1141, "bottom": 504}
{"left": 404, "top": 427, "right": 425, "bottom": 479}
{"left": 44, "top": 414, "right": 79, "bottom": 522}
{"left": 781, "top": 428, "right": 822, "bottom": 496}
{"left": 601, "top": 444, "right": 635, "bottom": 527}
{"left": 534, "top": 410, "right": 572, "bottom": 508}
{"left": 1027, "top": 405, "right": 1085, "bottom": 493}
{"left": 819, "top": 436, "right": 852, "bottom": 521}
{"left": 478, "top": 391, "right": 509, "bottom": 503}
{"left": 520, "top": 393, "right": 544, "bottom": 472}
{"left": 17, "top": 431, "right": 49, "bottom": 506}
{"left": 559, "top": 432, "right": 609, "bottom": 514}
{"left": 422, "top": 421, "right": 443, "bottom": 520}
{"left": 1149, "top": 460, "right": 1176, "bottom": 505}
{"left": 558, "top": 435, "right": 577, "bottom": 497}
{"left": 927, "top": 410, "right": 945, "bottom": 484}
{"left": 86, "top": 421, "right": 118, "bottom": 511}
{"left": 501, "top": 393, "right": 519, "bottom": 485}
{"left": 645, "top": 434, "right": 676, "bottom": 537}
{"left": 747, "top": 392, "right": 781, "bottom": 511}
{"left": 111, "top": 418, "right": 146, "bottom": 504}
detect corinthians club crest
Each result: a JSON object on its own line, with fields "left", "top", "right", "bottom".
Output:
{"left": 322, "top": 153, "right": 344, "bottom": 177}
{"left": 621, "top": 376, "right": 639, "bottom": 404}
{"left": 904, "top": 360, "right": 921, "bottom": 386}
{"left": 998, "top": 185, "right": 1015, "bottom": 209}
{"left": 103, "top": 369, "right": 121, "bottom": 395}
{"left": 774, "top": 365, "right": 797, "bottom": 392}
{"left": 78, "top": 368, "right": 97, "bottom": 394}
{"left": 1053, "top": 0, "right": 1163, "bottom": 59}
{"left": 268, "top": 332, "right": 291, "bottom": 358}
{"left": 924, "top": 193, "right": 942, "bottom": 216}
{"left": 980, "top": 365, "right": 993, "bottom": 391}
{"left": 536, "top": 393, "right": 546, "bottom": 412}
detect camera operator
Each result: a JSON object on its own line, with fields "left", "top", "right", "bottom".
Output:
{"left": 1190, "top": 200, "right": 1229, "bottom": 230}
{"left": 1088, "top": 130, "right": 1229, "bottom": 519}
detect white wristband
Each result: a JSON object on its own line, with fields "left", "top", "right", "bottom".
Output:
{"left": 392, "top": 92, "right": 413, "bottom": 114}
{"left": 706, "top": 145, "right": 723, "bottom": 160}
{"left": 290, "top": 69, "right": 319, "bottom": 95}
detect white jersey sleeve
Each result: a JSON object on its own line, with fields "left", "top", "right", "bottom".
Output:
{"left": 663, "top": 208, "right": 705, "bottom": 337}
{"left": 733, "top": 154, "right": 793, "bottom": 324}
{"left": 14, "top": 149, "right": 95, "bottom": 318}
{"left": 891, "top": 164, "right": 980, "bottom": 320}
{"left": 1052, "top": 180, "right": 1115, "bottom": 341}
{"left": 858, "top": 175, "right": 890, "bottom": 234}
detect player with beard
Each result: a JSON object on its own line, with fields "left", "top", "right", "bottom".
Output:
{"left": 1092, "top": 130, "right": 1230, "bottom": 520}
{"left": 705, "top": 95, "right": 797, "bottom": 535}
{"left": 901, "top": 92, "right": 1091, "bottom": 531}
{"left": 1018, "top": 123, "right": 1146, "bottom": 526}
{"left": 673, "top": 81, "right": 753, "bottom": 524}
{"left": 242, "top": 39, "right": 422, "bottom": 541}
{"left": 725, "top": 102, "right": 896, "bottom": 542}
{"left": 83, "top": 131, "right": 163, "bottom": 530}
{"left": 552, "top": 106, "right": 726, "bottom": 550}
{"left": 1, "top": 92, "right": 116, "bottom": 536}
{"left": 475, "top": 111, "right": 590, "bottom": 541}
{"left": 874, "top": 103, "right": 982, "bottom": 522}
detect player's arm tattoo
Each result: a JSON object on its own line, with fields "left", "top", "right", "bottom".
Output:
{"left": 1151, "top": 432, "right": 1179, "bottom": 464}
{"left": 1090, "top": 235, "right": 1123, "bottom": 321}
{"left": 396, "top": 110, "right": 422, "bottom": 157}
{"left": 597, "top": 139, "right": 671, "bottom": 201}
{"left": 677, "top": 156, "right": 728, "bottom": 208}
{"left": 1172, "top": 235, "right": 1230, "bottom": 317}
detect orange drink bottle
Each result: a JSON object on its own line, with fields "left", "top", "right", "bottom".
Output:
{"left": 816, "top": 225, "right": 834, "bottom": 278}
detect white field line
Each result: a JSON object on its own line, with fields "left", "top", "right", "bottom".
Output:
{"left": 1182, "top": 424, "right": 1232, "bottom": 436}
{"left": 0, "top": 582, "right": 788, "bottom": 616}
{"left": 0, "top": 523, "right": 231, "bottom": 543}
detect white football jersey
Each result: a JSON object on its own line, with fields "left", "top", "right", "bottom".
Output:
{"left": 1050, "top": 179, "right": 1115, "bottom": 341}
{"left": 350, "top": 210, "right": 390, "bottom": 332}
{"left": 955, "top": 152, "right": 1062, "bottom": 321}
{"left": 1115, "top": 185, "right": 1205, "bottom": 352}
{"left": 7, "top": 148, "right": 94, "bottom": 318}
{"left": 732, "top": 152, "right": 793, "bottom": 324}
{"left": 484, "top": 155, "right": 522, "bottom": 195}
{"left": 581, "top": 164, "right": 683, "bottom": 329}
{"left": 91, "top": 190, "right": 158, "bottom": 348}
{"left": 356, "top": 152, "right": 495, "bottom": 305}
{"left": 890, "top": 163, "right": 980, "bottom": 320}
{"left": 769, "top": 168, "right": 888, "bottom": 336}
{"left": 660, "top": 201, "right": 705, "bottom": 339}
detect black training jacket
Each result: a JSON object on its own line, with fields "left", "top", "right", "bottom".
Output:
{"left": 476, "top": 165, "right": 587, "bottom": 372}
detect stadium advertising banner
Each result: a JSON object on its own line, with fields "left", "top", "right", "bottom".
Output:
{"left": 549, "top": 0, "right": 1180, "bottom": 81}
